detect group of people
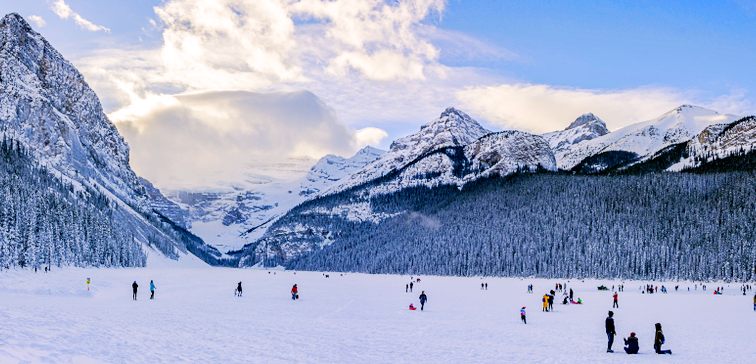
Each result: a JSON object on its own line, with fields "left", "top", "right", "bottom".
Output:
{"left": 130, "top": 280, "right": 156, "bottom": 300}
{"left": 606, "top": 311, "right": 672, "bottom": 355}
{"left": 480, "top": 282, "right": 489, "bottom": 290}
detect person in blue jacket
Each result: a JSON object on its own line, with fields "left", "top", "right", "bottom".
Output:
{"left": 149, "top": 280, "right": 156, "bottom": 300}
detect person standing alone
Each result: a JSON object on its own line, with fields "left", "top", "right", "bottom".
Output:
{"left": 132, "top": 281, "right": 138, "bottom": 301}
{"left": 520, "top": 307, "right": 527, "bottom": 324}
{"left": 149, "top": 280, "right": 156, "bottom": 300}
{"left": 613, "top": 292, "right": 619, "bottom": 308}
{"left": 605, "top": 311, "right": 616, "bottom": 353}
{"left": 419, "top": 291, "right": 428, "bottom": 311}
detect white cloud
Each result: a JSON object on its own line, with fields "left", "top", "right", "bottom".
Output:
{"left": 27, "top": 15, "right": 46, "bottom": 28}
{"left": 110, "top": 90, "right": 385, "bottom": 190}
{"left": 456, "top": 83, "right": 751, "bottom": 133}
{"left": 51, "top": 0, "right": 110, "bottom": 32}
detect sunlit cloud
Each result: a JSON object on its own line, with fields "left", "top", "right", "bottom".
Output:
{"left": 51, "top": 0, "right": 110, "bottom": 33}
{"left": 27, "top": 15, "right": 45, "bottom": 28}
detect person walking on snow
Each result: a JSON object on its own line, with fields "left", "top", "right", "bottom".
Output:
{"left": 605, "top": 311, "right": 616, "bottom": 353}
{"left": 613, "top": 292, "right": 619, "bottom": 308}
{"left": 291, "top": 284, "right": 299, "bottom": 300}
{"left": 410, "top": 282, "right": 414, "bottom": 292}
{"left": 86, "top": 277, "right": 91, "bottom": 291}
{"left": 132, "top": 281, "right": 138, "bottom": 301}
{"left": 542, "top": 294, "right": 549, "bottom": 312}
{"left": 520, "top": 307, "right": 527, "bottom": 324}
{"left": 406, "top": 284, "right": 409, "bottom": 293}
{"left": 419, "top": 291, "right": 428, "bottom": 311}
{"left": 623, "top": 332, "right": 639, "bottom": 354}
{"left": 149, "top": 280, "right": 156, "bottom": 300}
{"left": 653, "top": 323, "right": 672, "bottom": 354}
{"left": 569, "top": 288, "right": 574, "bottom": 301}
{"left": 236, "top": 282, "right": 243, "bottom": 297}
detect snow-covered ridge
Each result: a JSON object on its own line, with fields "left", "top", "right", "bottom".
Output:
{"left": 557, "top": 105, "right": 738, "bottom": 170}
{"left": 666, "top": 116, "right": 756, "bottom": 171}
{"left": 325, "top": 107, "right": 491, "bottom": 195}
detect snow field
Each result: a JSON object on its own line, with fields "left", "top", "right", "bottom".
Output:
{"left": 1, "top": 268, "right": 754, "bottom": 363}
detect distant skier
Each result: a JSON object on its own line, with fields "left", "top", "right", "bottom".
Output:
{"left": 291, "top": 284, "right": 299, "bottom": 300}
{"left": 132, "top": 281, "right": 138, "bottom": 300}
{"left": 612, "top": 292, "right": 619, "bottom": 308}
{"left": 409, "top": 282, "right": 414, "bottom": 292}
{"left": 419, "top": 291, "right": 428, "bottom": 311}
{"left": 236, "top": 282, "right": 243, "bottom": 297}
{"left": 623, "top": 332, "right": 639, "bottom": 354}
{"left": 520, "top": 307, "right": 527, "bottom": 324}
{"left": 605, "top": 311, "right": 616, "bottom": 353}
{"left": 149, "top": 280, "right": 156, "bottom": 300}
{"left": 653, "top": 323, "right": 672, "bottom": 354}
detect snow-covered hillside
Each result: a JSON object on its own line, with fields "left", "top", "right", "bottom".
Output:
{"left": 2, "top": 268, "right": 754, "bottom": 363}
{"left": 559, "top": 105, "right": 738, "bottom": 171}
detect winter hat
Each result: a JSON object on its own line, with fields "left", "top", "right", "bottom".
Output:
{"left": 630, "top": 332, "right": 636, "bottom": 337}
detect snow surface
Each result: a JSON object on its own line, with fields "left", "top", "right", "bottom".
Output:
{"left": 1, "top": 268, "right": 754, "bottom": 363}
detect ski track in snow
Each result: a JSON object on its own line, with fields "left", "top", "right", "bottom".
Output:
{"left": 1, "top": 268, "right": 754, "bottom": 363}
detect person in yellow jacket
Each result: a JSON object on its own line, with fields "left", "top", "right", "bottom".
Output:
{"left": 542, "top": 294, "right": 549, "bottom": 312}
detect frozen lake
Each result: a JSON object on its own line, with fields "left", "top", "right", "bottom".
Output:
{"left": 1, "top": 267, "right": 754, "bottom": 363}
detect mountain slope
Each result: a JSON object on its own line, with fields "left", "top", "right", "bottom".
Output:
{"left": 300, "top": 146, "right": 385, "bottom": 198}
{"left": 0, "top": 13, "right": 221, "bottom": 266}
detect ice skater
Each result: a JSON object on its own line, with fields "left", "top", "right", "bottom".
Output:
{"left": 605, "top": 311, "right": 616, "bottom": 353}
{"left": 132, "top": 281, "right": 138, "bottom": 300}
{"left": 623, "top": 332, "right": 639, "bottom": 354}
{"left": 520, "top": 307, "right": 527, "bottom": 324}
{"left": 419, "top": 291, "right": 428, "bottom": 311}
{"left": 149, "top": 280, "right": 156, "bottom": 300}
{"left": 653, "top": 323, "right": 672, "bottom": 354}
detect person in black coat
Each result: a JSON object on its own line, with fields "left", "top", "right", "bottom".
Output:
{"left": 419, "top": 291, "right": 428, "bottom": 311}
{"left": 132, "top": 281, "right": 138, "bottom": 300}
{"left": 605, "top": 311, "right": 616, "bottom": 352}
{"left": 654, "top": 323, "right": 672, "bottom": 354}
{"left": 623, "top": 332, "right": 639, "bottom": 354}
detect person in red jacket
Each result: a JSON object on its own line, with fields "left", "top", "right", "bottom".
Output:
{"left": 613, "top": 292, "right": 619, "bottom": 308}
{"left": 291, "top": 284, "right": 298, "bottom": 300}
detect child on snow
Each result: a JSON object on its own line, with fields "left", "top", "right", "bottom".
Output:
{"left": 409, "top": 303, "right": 416, "bottom": 311}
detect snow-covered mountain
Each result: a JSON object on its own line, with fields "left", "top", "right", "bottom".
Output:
{"left": 300, "top": 146, "right": 385, "bottom": 198}
{"left": 542, "top": 113, "right": 609, "bottom": 168}
{"left": 229, "top": 107, "right": 556, "bottom": 266}
{"left": 326, "top": 108, "right": 491, "bottom": 195}
{"left": 168, "top": 147, "right": 384, "bottom": 252}
{"left": 0, "top": 13, "right": 221, "bottom": 265}
{"left": 564, "top": 105, "right": 738, "bottom": 172}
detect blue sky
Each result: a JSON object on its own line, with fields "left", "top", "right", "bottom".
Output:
{"left": 1, "top": 0, "right": 754, "bottom": 189}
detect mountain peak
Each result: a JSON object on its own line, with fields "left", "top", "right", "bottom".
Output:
{"left": 566, "top": 113, "right": 607, "bottom": 130}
